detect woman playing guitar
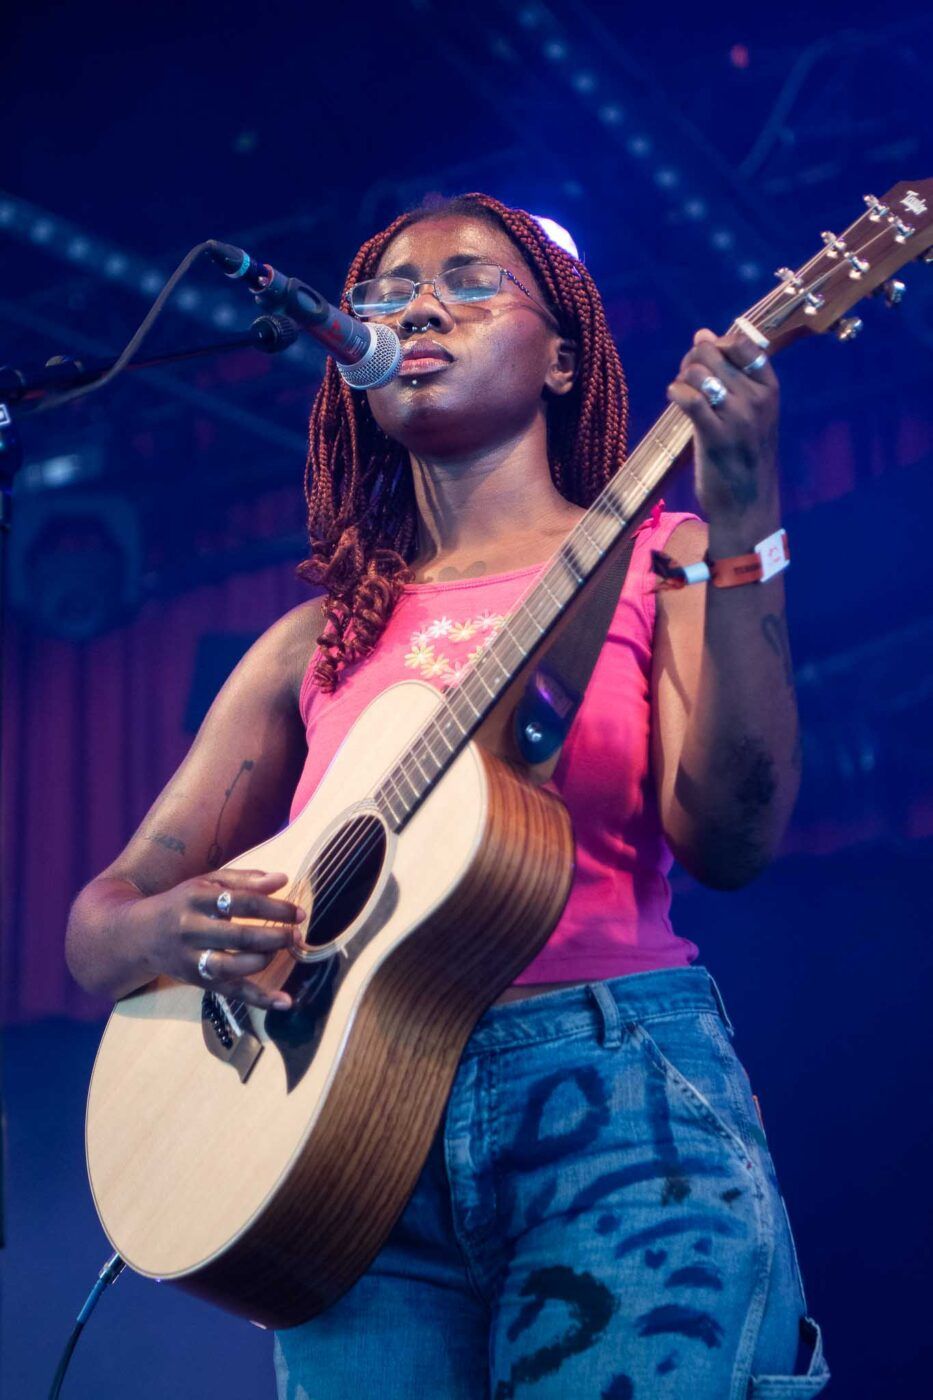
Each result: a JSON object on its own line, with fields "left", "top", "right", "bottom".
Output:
{"left": 67, "top": 193, "right": 828, "bottom": 1397}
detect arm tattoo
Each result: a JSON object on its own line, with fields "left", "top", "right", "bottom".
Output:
{"left": 148, "top": 832, "right": 186, "bottom": 854}
{"left": 762, "top": 611, "right": 794, "bottom": 688}
{"left": 206, "top": 759, "right": 255, "bottom": 869}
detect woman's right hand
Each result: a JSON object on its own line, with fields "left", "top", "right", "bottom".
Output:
{"left": 127, "top": 868, "right": 307, "bottom": 1011}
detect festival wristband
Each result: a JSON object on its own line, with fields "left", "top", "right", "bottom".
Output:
{"left": 652, "top": 528, "right": 790, "bottom": 590}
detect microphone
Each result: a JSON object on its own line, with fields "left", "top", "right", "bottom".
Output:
{"left": 207, "top": 241, "right": 401, "bottom": 390}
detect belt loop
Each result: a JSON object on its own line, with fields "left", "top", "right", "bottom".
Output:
{"left": 587, "top": 981, "right": 623, "bottom": 1048}
{"left": 707, "top": 973, "right": 735, "bottom": 1036}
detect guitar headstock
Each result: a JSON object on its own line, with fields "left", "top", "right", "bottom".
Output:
{"left": 739, "top": 180, "right": 933, "bottom": 353}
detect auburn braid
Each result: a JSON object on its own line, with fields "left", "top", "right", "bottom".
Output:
{"left": 297, "top": 192, "right": 630, "bottom": 691}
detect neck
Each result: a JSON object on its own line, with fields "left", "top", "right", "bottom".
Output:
{"left": 408, "top": 415, "right": 580, "bottom": 567}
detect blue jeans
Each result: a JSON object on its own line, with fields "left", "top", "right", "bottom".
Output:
{"left": 274, "top": 967, "right": 829, "bottom": 1398}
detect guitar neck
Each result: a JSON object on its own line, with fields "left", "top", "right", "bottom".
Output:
{"left": 371, "top": 404, "right": 694, "bottom": 832}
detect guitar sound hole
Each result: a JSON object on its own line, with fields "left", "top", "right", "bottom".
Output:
{"left": 301, "top": 814, "right": 386, "bottom": 949}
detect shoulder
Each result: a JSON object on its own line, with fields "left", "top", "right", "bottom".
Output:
{"left": 661, "top": 517, "right": 708, "bottom": 562}
{"left": 232, "top": 595, "right": 326, "bottom": 712}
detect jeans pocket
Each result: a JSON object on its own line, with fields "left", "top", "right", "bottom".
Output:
{"left": 749, "top": 1317, "right": 830, "bottom": 1396}
{"left": 632, "top": 1014, "right": 754, "bottom": 1172}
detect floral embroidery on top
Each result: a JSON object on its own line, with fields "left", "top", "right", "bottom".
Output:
{"left": 404, "top": 611, "right": 506, "bottom": 687}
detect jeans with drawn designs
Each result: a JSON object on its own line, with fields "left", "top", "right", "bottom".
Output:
{"left": 274, "top": 966, "right": 829, "bottom": 1399}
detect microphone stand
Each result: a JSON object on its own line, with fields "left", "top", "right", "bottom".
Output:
{"left": 0, "top": 311, "right": 301, "bottom": 1248}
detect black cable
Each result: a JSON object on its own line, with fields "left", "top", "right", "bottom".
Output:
{"left": 48, "top": 1253, "right": 126, "bottom": 1400}
{"left": 23, "top": 240, "right": 214, "bottom": 417}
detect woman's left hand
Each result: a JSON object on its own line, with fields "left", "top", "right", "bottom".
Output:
{"left": 666, "top": 327, "right": 780, "bottom": 527}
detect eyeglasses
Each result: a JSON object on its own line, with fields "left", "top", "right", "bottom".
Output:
{"left": 348, "top": 262, "right": 558, "bottom": 326}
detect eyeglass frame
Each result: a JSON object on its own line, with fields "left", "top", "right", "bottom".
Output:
{"left": 348, "top": 263, "right": 561, "bottom": 330}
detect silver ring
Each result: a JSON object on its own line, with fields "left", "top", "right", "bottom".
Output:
{"left": 215, "top": 889, "right": 233, "bottom": 918}
{"left": 742, "top": 352, "right": 768, "bottom": 375}
{"left": 197, "top": 949, "right": 217, "bottom": 982}
{"left": 699, "top": 374, "right": 728, "bottom": 409}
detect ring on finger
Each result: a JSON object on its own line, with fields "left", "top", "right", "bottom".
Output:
{"left": 699, "top": 374, "right": 728, "bottom": 409}
{"left": 214, "top": 889, "right": 233, "bottom": 918}
{"left": 742, "top": 352, "right": 768, "bottom": 376}
{"left": 198, "top": 948, "right": 217, "bottom": 982}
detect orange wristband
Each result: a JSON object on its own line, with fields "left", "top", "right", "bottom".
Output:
{"left": 652, "top": 528, "right": 790, "bottom": 590}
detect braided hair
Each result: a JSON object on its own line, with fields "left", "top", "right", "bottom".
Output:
{"left": 298, "top": 192, "right": 630, "bottom": 691}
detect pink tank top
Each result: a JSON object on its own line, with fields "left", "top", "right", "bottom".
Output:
{"left": 289, "top": 504, "right": 700, "bottom": 984}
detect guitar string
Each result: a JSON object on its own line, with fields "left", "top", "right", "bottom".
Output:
{"left": 220, "top": 210, "right": 917, "bottom": 1012}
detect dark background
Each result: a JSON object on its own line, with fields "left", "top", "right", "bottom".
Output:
{"left": 1, "top": 0, "right": 932, "bottom": 1394}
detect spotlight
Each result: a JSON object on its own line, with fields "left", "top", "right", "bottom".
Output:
{"left": 532, "top": 215, "right": 579, "bottom": 259}
{"left": 599, "top": 104, "right": 624, "bottom": 125}
{"left": 572, "top": 72, "right": 596, "bottom": 93}
{"left": 31, "top": 219, "right": 54, "bottom": 243}
{"left": 711, "top": 230, "right": 734, "bottom": 250}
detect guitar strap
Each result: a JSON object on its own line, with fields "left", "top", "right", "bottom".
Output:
{"left": 514, "top": 530, "right": 639, "bottom": 765}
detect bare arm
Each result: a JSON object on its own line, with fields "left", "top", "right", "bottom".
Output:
{"left": 652, "top": 327, "right": 799, "bottom": 888}
{"left": 652, "top": 519, "right": 799, "bottom": 888}
{"left": 66, "top": 598, "right": 323, "bottom": 1004}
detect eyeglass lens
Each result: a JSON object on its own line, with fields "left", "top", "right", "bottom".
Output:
{"left": 350, "top": 264, "right": 503, "bottom": 318}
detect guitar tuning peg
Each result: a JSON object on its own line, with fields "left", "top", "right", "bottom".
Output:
{"left": 882, "top": 279, "right": 906, "bottom": 307}
{"left": 834, "top": 316, "right": 864, "bottom": 342}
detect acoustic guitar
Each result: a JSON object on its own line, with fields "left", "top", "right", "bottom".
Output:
{"left": 85, "top": 182, "right": 932, "bottom": 1328}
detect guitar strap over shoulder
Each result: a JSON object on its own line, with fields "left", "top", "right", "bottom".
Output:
{"left": 514, "top": 530, "right": 638, "bottom": 765}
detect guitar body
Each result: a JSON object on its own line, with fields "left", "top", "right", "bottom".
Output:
{"left": 86, "top": 680, "right": 574, "bottom": 1328}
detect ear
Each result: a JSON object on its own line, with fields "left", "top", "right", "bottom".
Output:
{"left": 544, "top": 337, "right": 577, "bottom": 398}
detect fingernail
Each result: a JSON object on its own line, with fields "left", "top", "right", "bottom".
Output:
{"left": 273, "top": 995, "right": 291, "bottom": 1010}
{"left": 295, "top": 908, "right": 308, "bottom": 921}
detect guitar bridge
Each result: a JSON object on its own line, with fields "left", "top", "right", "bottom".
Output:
{"left": 201, "top": 992, "right": 263, "bottom": 1082}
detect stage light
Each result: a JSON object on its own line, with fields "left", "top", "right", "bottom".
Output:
{"left": 104, "top": 254, "right": 127, "bottom": 277}
{"left": 31, "top": 219, "right": 54, "bottom": 243}
{"left": 518, "top": 5, "right": 541, "bottom": 27}
{"left": 627, "top": 135, "right": 651, "bottom": 157}
{"left": 683, "top": 199, "right": 707, "bottom": 220}
{"left": 544, "top": 40, "right": 566, "bottom": 61}
{"left": 177, "top": 288, "right": 201, "bottom": 309}
{"left": 599, "top": 104, "right": 624, "bottom": 125}
{"left": 0, "top": 202, "right": 15, "bottom": 225}
{"left": 140, "top": 271, "right": 163, "bottom": 294}
{"left": 572, "top": 72, "right": 596, "bottom": 93}
{"left": 67, "top": 238, "right": 90, "bottom": 260}
{"left": 532, "top": 216, "right": 579, "bottom": 259}
{"left": 738, "top": 261, "right": 761, "bottom": 281}
{"left": 213, "top": 305, "right": 236, "bottom": 327}
{"left": 654, "top": 169, "right": 679, "bottom": 188}
{"left": 711, "top": 230, "right": 734, "bottom": 250}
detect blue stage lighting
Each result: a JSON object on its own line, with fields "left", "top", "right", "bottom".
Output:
{"left": 572, "top": 72, "right": 596, "bottom": 93}
{"left": 711, "top": 230, "right": 734, "bottom": 250}
{"left": 627, "top": 135, "right": 652, "bottom": 157}
{"left": 599, "top": 104, "right": 624, "bottom": 125}
{"left": 31, "top": 219, "right": 54, "bottom": 243}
